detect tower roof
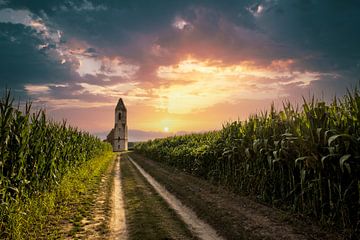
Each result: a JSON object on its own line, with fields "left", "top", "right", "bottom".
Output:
{"left": 115, "top": 98, "right": 126, "bottom": 111}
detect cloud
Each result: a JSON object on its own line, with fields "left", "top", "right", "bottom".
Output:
{"left": 21, "top": 80, "right": 150, "bottom": 112}
{"left": 0, "top": 0, "right": 8, "bottom": 6}
{"left": 61, "top": 0, "right": 107, "bottom": 12}
{"left": 77, "top": 82, "right": 139, "bottom": 97}
{"left": 153, "top": 57, "right": 331, "bottom": 113}
{"left": 0, "top": 23, "right": 75, "bottom": 88}
{"left": 20, "top": 55, "right": 333, "bottom": 115}
{"left": 172, "top": 16, "right": 193, "bottom": 30}
{"left": 24, "top": 84, "right": 50, "bottom": 94}
{"left": 246, "top": 0, "right": 278, "bottom": 18}
{"left": 76, "top": 56, "right": 139, "bottom": 78}
{"left": 1, "top": 0, "right": 360, "bottom": 134}
{"left": 0, "top": 7, "right": 80, "bottom": 92}
{"left": 0, "top": 6, "right": 140, "bottom": 98}
{"left": 0, "top": 8, "right": 33, "bottom": 25}
{"left": 34, "top": 97, "right": 114, "bottom": 109}
{"left": 247, "top": 3, "right": 265, "bottom": 17}
{"left": 248, "top": 0, "right": 360, "bottom": 75}
{"left": 0, "top": 8, "right": 62, "bottom": 45}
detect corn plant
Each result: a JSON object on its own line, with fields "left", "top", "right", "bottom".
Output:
{"left": 135, "top": 87, "right": 360, "bottom": 238}
{"left": 0, "top": 90, "right": 111, "bottom": 234}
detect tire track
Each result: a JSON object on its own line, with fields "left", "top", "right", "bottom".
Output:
{"left": 109, "top": 154, "right": 127, "bottom": 239}
{"left": 128, "top": 155, "right": 224, "bottom": 240}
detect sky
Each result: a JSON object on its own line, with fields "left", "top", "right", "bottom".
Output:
{"left": 1, "top": 0, "right": 360, "bottom": 141}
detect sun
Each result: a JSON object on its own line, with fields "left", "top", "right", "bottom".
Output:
{"left": 163, "top": 127, "right": 169, "bottom": 132}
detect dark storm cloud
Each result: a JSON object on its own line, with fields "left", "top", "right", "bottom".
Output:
{"left": 252, "top": 0, "right": 360, "bottom": 73}
{"left": 247, "top": 0, "right": 360, "bottom": 96}
{"left": 0, "top": 23, "right": 76, "bottom": 88}
{"left": 35, "top": 1, "right": 279, "bottom": 89}
{"left": 1, "top": 0, "right": 360, "bottom": 103}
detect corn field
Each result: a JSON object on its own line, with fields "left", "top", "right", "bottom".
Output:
{"left": 135, "top": 88, "right": 360, "bottom": 237}
{"left": 0, "top": 91, "right": 111, "bottom": 226}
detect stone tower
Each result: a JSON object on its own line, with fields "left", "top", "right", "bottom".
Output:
{"left": 113, "top": 98, "right": 128, "bottom": 151}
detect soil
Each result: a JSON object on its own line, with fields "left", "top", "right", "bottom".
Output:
{"left": 121, "top": 154, "right": 195, "bottom": 239}
{"left": 128, "top": 155, "right": 223, "bottom": 240}
{"left": 109, "top": 154, "right": 127, "bottom": 239}
{"left": 128, "top": 152, "right": 344, "bottom": 240}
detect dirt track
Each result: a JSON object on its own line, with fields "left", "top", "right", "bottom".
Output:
{"left": 73, "top": 152, "right": 342, "bottom": 239}
{"left": 128, "top": 155, "right": 223, "bottom": 240}
{"left": 128, "top": 152, "right": 343, "bottom": 240}
{"left": 109, "top": 155, "right": 127, "bottom": 239}
{"left": 120, "top": 153, "right": 195, "bottom": 239}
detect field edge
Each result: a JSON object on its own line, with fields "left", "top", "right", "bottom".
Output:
{"left": 0, "top": 150, "right": 116, "bottom": 239}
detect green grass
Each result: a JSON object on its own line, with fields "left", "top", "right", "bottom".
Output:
{"left": 135, "top": 87, "right": 360, "bottom": 238}
{"left": 2, "top": 150, "right": 115, "bottom": 239}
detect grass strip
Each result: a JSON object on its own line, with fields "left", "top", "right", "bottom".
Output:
{"left": 2, "top": 150, "right": 115, "bottom": 239}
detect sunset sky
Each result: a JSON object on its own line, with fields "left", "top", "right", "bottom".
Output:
{"left": 1, "top": 0, "right": 360, "bottom": 141}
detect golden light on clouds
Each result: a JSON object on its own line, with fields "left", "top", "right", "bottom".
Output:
{"left": 154, "top": 57, "right": 325, "bottom": 114}
{"left": 2, "top": 1, "right": 355, "bottom": 142}
{"left": 25, "top": 56, "right": 324, "bottom": 123}
{"left": 24, "top": 56, "right": 330, "bottom": 133}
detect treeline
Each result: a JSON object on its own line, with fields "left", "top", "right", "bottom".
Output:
{"left": 135, "top": 88, "right": 360, "bottom": 238}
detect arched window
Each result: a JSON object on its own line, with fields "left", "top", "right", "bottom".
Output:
{"left": 118, "top": 112, "right": 121, "bottom": 120}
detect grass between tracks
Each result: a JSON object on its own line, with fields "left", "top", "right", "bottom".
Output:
{"left": 3, "top": 150, "right": 115, "bottom": 239}
{"left": 120, "top": 154, "right": 196, "bottom": 240}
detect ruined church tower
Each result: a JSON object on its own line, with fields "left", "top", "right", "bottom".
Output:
{"left": 113, "top": 98, "right": 128, "bottom": 151}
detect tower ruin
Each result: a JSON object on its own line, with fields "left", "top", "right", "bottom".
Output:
{"left": 107, "top": 98, "right": 128, "bottom": 151}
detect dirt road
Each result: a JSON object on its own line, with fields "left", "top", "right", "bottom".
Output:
{"left": 128, "top": 152, "right": 343, "bottom": 240}
{"left": 69, "top": 153, "right": 202, "bottom": 239}
{"left": 121, "top": 153, "right": 197, "bottom": 239}
{"left": 109, "top": 155, "right": 127, "bottom": 239}
{"left": 71, "top": 152, "right": 341, "bottom": 239}
{"left": 128, "top": 155, "right": 223, "bottom": 240}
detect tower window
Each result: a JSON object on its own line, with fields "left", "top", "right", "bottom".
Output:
{"left": 118, "top": 112, "right": 121, "bottom": 120}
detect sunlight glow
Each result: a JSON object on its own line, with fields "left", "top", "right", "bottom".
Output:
{"left": 154, "top": 57, "right": 325, "bottom": 114}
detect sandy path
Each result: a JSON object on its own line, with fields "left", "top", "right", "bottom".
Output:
{"left": 128, "top": 155, "right": 224, "bottom": 240}
{"left": 109, "top": 154, "right": 127, "bottom": 239}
